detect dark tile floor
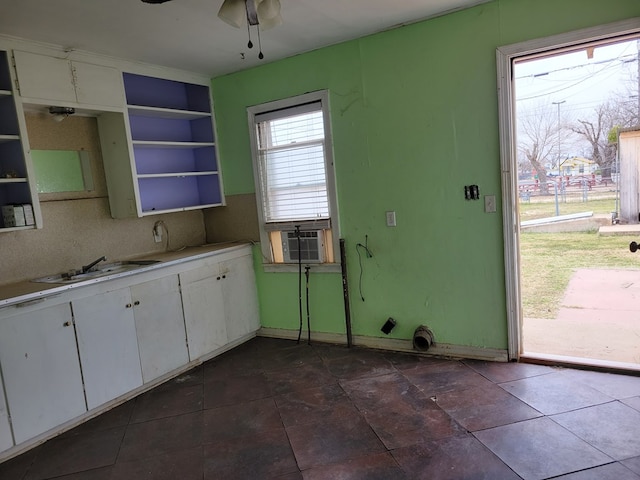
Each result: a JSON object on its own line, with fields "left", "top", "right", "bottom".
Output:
{"left": 2, "top": 337, "right": 640, "bottom": 479}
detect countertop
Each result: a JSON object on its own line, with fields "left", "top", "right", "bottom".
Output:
{"left": 0, "top": 242, "right": 252, "bottom": 308}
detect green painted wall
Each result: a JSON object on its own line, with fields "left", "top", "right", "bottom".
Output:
{"left": 213, "top": 0, "right": 640, "bottom": 350}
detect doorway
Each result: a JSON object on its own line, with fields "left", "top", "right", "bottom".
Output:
{"left": 497, "top": 18, "right": 640, "bottom": 370}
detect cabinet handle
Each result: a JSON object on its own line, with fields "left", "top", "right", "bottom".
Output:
{"left": 216, "top": 276, "right": 221, "bottom": 281}
{"left": 63, "top": 321, "right": 71, "bottom": 327}
{"left": 222, "top": 275, "right": 226, "bottom": 279}
{"left": 125, "top": 303, "right": 132, "bottom": 308}
{"left": 134, "top": 300, "right": 140, "bottom": 306}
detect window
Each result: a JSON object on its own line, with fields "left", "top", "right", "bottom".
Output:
{"left": 248, "top": 91, "right": 339, "bottom": 268}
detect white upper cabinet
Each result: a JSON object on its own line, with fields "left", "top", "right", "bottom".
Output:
{"left": 3, "top": 43, "right": 224, "bottom": 222}
{"left": 13, "top": 51, "right": 75, "bottom": 103}
{"left": 72, "top": 61, "right": 125, "bottom": 107}
{"left": 13, "top": 50, "right": 125, "bottom": 108}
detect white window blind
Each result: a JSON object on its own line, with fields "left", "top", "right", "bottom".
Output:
{"left": 255, "top": 102, "right": 329, "bottom": 223}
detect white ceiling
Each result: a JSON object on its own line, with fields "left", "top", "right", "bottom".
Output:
{"left": 0, "top": 0, "right": 489, "bottom": 77}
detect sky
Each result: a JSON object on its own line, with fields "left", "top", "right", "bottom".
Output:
{"left": 514, "top": 37, "right": 639, "bottom": 164}
{"left": 515, "top": 38, "right": 639, "bottom": 123}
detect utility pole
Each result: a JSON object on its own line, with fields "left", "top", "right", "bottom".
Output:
{"left": 552, "top": 100, "right": 566, "bottom": 176}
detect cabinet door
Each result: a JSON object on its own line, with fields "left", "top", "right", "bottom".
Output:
{"left": 0, "top": 371, "right": 12, "bottom": 453}
{"left": 180, "top": 266, "right": 228, "bottom": 361}
{"left": 221, "top": 254, "right": 260, "bottom": 342}
{"left": 131, "top": 275, "right": 189, "bottom": 383}
{"left": 13, "top": 50, "right": 76, "bottom": 103}
{"left": 73, "top": 288, "right": 143, "bottom": 410}
{"left": 73, "top": 61, "right": 125, "bottom": 107}
{"left": 0, "top": 303, "right": 86, "bottom": 444}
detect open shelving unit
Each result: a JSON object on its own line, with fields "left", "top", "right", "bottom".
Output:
{"left": 121, "top": 73, "right": 223, "bottom": 216}
{"left": 0, "top": 50, "right": 41, "bottom": 231}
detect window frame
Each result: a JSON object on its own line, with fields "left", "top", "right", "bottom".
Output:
{"left": 247, "top": 90, "right": 340, "bottom": 271}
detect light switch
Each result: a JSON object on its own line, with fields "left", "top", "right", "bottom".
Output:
{"left": 484, "top": 195, "right": 496, "bottom": 213}
{"left": 386, "top": 211, "right": 397, "bottom": 227}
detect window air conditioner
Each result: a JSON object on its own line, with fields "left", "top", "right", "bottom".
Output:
{"left": 281, "top": 230, "right": 324, "bottom": 263}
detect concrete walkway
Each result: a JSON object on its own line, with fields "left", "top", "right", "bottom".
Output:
{"left": 523, "top": 268, "right": 640, "bottom": 367}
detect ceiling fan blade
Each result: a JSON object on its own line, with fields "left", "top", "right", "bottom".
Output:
{"left": 257, "top": 0, "right": 281, "bottom": 30}
{"left": 218, "top": 0, "right": 247, "bottom": 28}
{"left": 257, "top": 0, "right": 279, "bottom": 19}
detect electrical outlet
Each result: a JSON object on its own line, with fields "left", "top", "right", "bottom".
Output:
{"left": 484, "top": 195, "right": 496, "bottom": 213}
{"left": 386, "top": 211, "right": 397, "bottom": 227}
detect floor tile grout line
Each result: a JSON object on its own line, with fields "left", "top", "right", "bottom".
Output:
{"left": 545, "top": 398, "right": 623, "bottom": 417}
{"left": 463, "top": 432, "right": 526, "bottom": 480}
{"left": 297, "top": 449, "right": 406, "bottom": 476}
{"left": 545, "top": 405, "right": 628, "bottom": 463}
{"left": 116, "top": 407, "right": 205, "bottom": 446}
{"left": 338, "top": 367, "right": 475, "bottom": 453}
{"left": 109, "top": 422, "right": 129, "bottom": 466}
{"left": 111, "top": 445, "right": 206, "bottom": 471}
{"left": 542, "top": 460, "right": 621, "bottom": 480}
{"left": 276, "top": 401, "right": 305, "bottom": 475}
{"left": 334, "top": 381, "right": 390, "bottom": 451}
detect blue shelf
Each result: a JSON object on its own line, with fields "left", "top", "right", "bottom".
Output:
{"left": 0, "top": 50, "right": 36, "bottom": 230}
{"left": 122, "top": 72, "right": 223, "bottom": 215}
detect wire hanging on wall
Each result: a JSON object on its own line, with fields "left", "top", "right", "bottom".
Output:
{"left": 355, "top": 235, "right": 373, "bottom": 302}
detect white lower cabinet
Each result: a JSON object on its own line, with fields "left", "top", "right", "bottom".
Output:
{"left": 0, "top": 373, "right": 12, "bottom": 453}
{"left": 0, "top": 303, "right": 86, "bottom": 444}
{"left": 0, "top": 245, "right": 260, "bottom": 458}
{"left": 73, "top": 288, "right": 143, "bottom": 410}
{"left": 180, "top": 265, "right": 228, "bottom": 361}
{"left": 221, "top": 254, "right": 260, "bottom": 343}
{"left": 131, "top": 275, "right": 189, "bottom": 383}
{"left": 180, "top": 252, "right": 259, "bottom": 360}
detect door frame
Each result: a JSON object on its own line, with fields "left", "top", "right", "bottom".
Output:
{"left": 496, "top": 17, "right": 640, "bottom": 361}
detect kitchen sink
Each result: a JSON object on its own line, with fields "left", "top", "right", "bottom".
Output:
{"left": 31, "top": 260, "right": 161, "bottom": 284}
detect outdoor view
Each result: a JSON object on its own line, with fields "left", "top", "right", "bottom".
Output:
{"left": 515, "top": 37, "right": 640, "bottom": 366}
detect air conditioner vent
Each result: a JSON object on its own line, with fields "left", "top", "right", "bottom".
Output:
{"left": 281, "top": 230, "right": 324, "bottom": 263}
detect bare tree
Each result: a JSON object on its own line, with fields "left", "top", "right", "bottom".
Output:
{"left": 571, "top": 99, "right": 636, "bottom": 178}
{"left": 518, "top": 103, "right": 563, "bottom": 194}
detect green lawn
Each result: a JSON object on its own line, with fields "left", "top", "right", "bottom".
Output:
{"left": 519, "top": 231, "right": 640, "bottom": 318}
{"left": 519, "top": 197, "right": 616, "bottom": 221}
{"left": 517, "top": 187, "right": 638, "bottom": 318}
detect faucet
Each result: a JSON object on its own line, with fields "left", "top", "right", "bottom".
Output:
{"left": 82, "top": 255, "right": 107, "bottom": 273}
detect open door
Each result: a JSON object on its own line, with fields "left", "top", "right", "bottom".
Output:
{"left": 497, "top": 18, "right": 640, "bottom": 370}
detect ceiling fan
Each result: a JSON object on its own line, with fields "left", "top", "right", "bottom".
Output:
{"left": 141, "top": 0, "right": 282, "bottom": 58}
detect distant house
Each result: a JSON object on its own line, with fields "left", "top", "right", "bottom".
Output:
{"left": 559, "top": 156, "right": 597, "bottom": 176}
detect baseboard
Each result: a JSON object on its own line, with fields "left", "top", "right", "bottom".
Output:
{"left": 258, "top": 328, "right": 508, "bottom": 362}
